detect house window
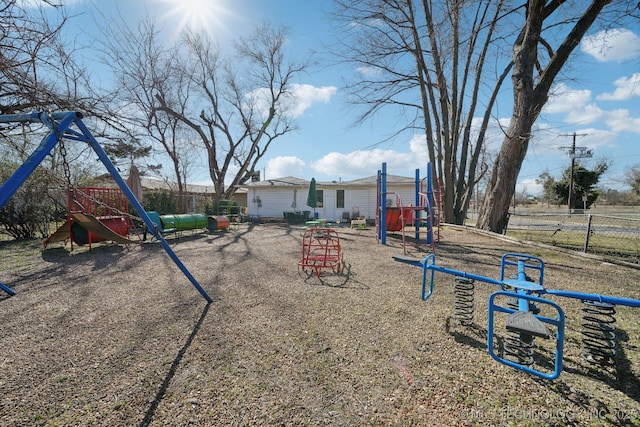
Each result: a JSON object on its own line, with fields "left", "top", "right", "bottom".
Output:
{"left": 316, "top": 190, "right": 324, "bottom": 208}
{"left": 336, "top": 189, "right": 345, "bottom": 209}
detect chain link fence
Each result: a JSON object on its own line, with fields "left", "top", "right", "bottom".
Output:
{"left": 497, "top": 213, "right": 640, "bottom": 265}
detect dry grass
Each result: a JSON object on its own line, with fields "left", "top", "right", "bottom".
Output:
{"left": 1, "top": 224, "right": 639, "bottom": 426}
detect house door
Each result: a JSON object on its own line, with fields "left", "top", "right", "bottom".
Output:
{"left": 323, "top": 193, "right": 336, "bottom": 221}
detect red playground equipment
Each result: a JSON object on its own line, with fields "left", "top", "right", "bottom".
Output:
{"left": 382, "top": 192, "right": 435, "bottom": 255}
{"left": 376, "top": 162, "right": 439, "bottom": 255}
{"left": 44, "top": 187, "right": 140, "bottom": 250}
{"left": 298, "top": 228, "right": 343, "bottom": 277}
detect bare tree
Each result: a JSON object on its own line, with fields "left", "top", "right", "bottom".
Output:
{"left": 334, "top": 0, "right": 638, "bottom": 229}
{"left": 477, "top": 0, "right": 639, "bottom": 232}
{"left": 332, "top": 0, "right": 512, "bottom": 224}
{"left": 0, "top": 0, "right": 97, "bottom": 115}
{"left": 99, "top": 17, "right": 196, "bottom": 191}
{"left": 102, "top": 18, "right": 308, "bottom": 199}
{"left": 155, "top": 24, "right": 307, "bottom": 199}
{"left": 0, "top": 0, "right": 103, "bottom": 188}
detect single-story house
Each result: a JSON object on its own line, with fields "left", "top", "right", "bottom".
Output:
{"left": 241, "top": 175, "right": 420, "bottom": 222}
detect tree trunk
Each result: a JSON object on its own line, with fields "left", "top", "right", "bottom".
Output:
{"left": 477, "top": 0, "right": 544, "bottom": 232}
{"left": 476, "top": 117, "right": 535, "bottom": 233}
{"left": 476, "top": 0, "right": 610, "bottom": 233}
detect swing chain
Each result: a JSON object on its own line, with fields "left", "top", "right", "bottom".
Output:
{"left": 59, "top": 139, "right": 72, "bottom": 190}
{"left": 58, "top": 138, "right": 83, "bottom": 212}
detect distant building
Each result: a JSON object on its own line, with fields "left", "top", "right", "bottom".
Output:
{"left": 92, "top": 174, "right": 247, "bottom": 213}
{"left": 240, "top": 175, "right": 417, "bottom": 221}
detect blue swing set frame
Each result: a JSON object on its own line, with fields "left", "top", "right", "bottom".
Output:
{"left": 0, "top": 111, "right": 212, "bottom": 302}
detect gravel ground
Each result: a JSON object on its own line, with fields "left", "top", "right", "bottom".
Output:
{"left": 1, "top": 224, "right": 639, "bottom": 426}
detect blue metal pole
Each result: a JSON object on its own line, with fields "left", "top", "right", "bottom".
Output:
{"left": 516, "top": 259, "right": 530, "bottom": 311}
{"left": 0, "top": 282, "right": 16, "bottom": 296}
{"left": 376, "top": 170, "right": 381, "bottom": 241}
{"left": 427, "top": 263, "right": 503, "bottom": 287}
{"left": 0, "top": 111, "right": 42, "bottom": 123}
{"left": 381, "top": 162, "right": 387, "bottom": 245}
{"left": 72, "top": 117, "right": 213, "bottom": 303}
{"left": 0, "top": 112, "right": 79, "bottom": 209}
{"left": 415, "top": 169, "right": 420, "bottom": 240}
{"left": 545, "top": 289, "right": 640, "bottom": 308}
{"left": 425, "top": 163, "right": 433, "bottom": 245}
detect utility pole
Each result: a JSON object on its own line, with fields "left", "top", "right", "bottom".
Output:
{"left": 561, "top": 132, "right": 591, "bottom": 214}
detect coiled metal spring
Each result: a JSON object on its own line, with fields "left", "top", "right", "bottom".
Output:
{"left": 453, "top": 277, "right": 474, "bottom": 326}
{"left": 503, "top": 296, "right": 536, "bottom": 366}
{"left": 504, "top": 332, "right": 535, "bottom": 366}
{"left": 581, "top": 301, "right": 617, "bottom": 367}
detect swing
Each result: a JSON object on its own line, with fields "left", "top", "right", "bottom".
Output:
{"left": 0, "top": 111, "right": 211, "bottom": 301}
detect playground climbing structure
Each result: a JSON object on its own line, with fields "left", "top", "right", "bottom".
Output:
{"left": 298, "top": 228, "right": 343, "bottom": 278}
{"left": 44, "top": 186, "right": 141, "bottom": 251}
{"left": 377, "top": 162, "right": 440, "bottom": 255}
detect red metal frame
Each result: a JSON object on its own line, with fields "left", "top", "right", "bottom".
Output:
{"left": 62, "top": 187, "right": 134, "bottom": 251}
{"left": 298, "top": 228, "right": 343, "bottom": 277}
{"left": 69, "top": 187, "right": 129, "bottom": 216}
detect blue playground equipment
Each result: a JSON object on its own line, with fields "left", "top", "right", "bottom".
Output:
{"left": 377, "top": 162, "right": 437, "bottom": 254}
{"left": 394, "top": 252, "right": 640, "bottom": 380}
{"left": 0, "top": 111, "right": 212, "bottom": 302}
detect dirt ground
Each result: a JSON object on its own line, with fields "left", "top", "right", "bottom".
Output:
{"left": 1, "top": 224, "right": 639, "bottom": 426}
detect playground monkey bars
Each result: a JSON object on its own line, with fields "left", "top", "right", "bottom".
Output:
{"left": 0, "top": 111, "right": 212, "bottom": 302}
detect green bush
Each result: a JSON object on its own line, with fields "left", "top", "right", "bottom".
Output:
{"left": 142, "top": 190, "right": 177, "bottom": 215}
{"left": 0, "top": 163, "right": 56, "bottom": 240}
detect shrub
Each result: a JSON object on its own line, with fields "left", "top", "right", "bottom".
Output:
{"left": 0, "top": 163, "right": 56, "bottom": 240}
{"left": 142, "top": 190, "right": 177, "bottom": 215}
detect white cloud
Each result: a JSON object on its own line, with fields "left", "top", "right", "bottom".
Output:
{"left": 248, "top": 83, "right": 337, "bottom": 119}
{"left": 597, "top": 73, "right": 640, "bottom": 101}
{"left": 605, "top": 109, "right": 640, "bottom": 133}
{"left": 408, "top": 134, "right": 429, "bottom": 159}
{"left": 564, "top": 103, "right": 605, "bottom": 125}
{"left": 311, "top": 149, "right": 408, "bottom": 177}
{"left": 543, "top": 84, "right": 592, "bottom": 114}
{"left": 311, "top": 135, "right": 428, "bottom": 178}
{"left": 577, "top": 128, "right": 618, "bottom": 149}
{"left": 516, "top": 178, "right": 543, "bottom": 197}
{"left": 266, "top": 156, "right": 305, "bottom": 179}
{"left": 357, "top": 66, "right": 383, "bottom": 77}
{"left": 562, "top": 105, "right": 640, "bottom": 134}
{"left": 286, "top": 84, "right": 337, "bottom": 118}
{"left": 580, "top": 29, "right": 640, "bottom": 63}
{"left": 539, "top": 82, "right": 640, "bottom": 134}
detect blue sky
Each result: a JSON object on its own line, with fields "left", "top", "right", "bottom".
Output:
{"left": 40, "top": 0, "right": 640, "bottom": 195}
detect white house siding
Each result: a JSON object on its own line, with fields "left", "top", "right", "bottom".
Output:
{"left": 247, "top": 187, "right": 303, "bottom": 218}
{"left": 346, "top": 188, "right": 374, "bottom": 219}
{"left": 316, "top": 187, "right": 375, "bottom": 221}
{"left": 243, "top": 175, "right": 423, "bottom": 222}
{"left": 316, "top": 186, "right": 416, "bottom": 221}
{"left": 385, "top": 185, "right": 418, "bottom": 210}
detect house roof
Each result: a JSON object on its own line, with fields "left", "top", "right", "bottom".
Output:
{"left": 93, "top": 174, "right": 246, "bottom": 194}
{"left": 242, "top": 174, "right": 415, "bottom": 188}
{"left": 343, "top": 174, "right": 415, "bottom": 186}
{"left": 246, "top": 176, "right": 309, "bottom": 187}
